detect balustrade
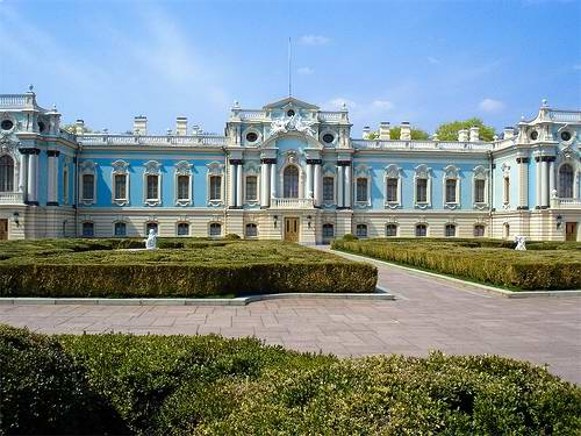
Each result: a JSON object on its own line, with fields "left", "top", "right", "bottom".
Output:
{"left": 271, "top": 198, "right": 314, "bottom": 208}
{"left": 0, "top": 192, "right": 24, "bottom": 204}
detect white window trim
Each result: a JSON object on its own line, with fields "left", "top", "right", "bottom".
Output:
{"left": 143, "top": 160, "right": 162, "bottom": 207}
{"left": 244, "top": 222, "right": 258, "bottom": 238}
{"left": 175, "top": 160, "right": 192, "bottom": 207}
{"left": 79, "top": 161, "right": 97, "bottom": 206}
{"left": 385, "top": 223, "right": 398, "bottom": 237}
{"left": 444, "top": 223, "right": 457, "bottom": 237}
{"left": 244, "top": 162, "right": 260, "bottom": 206}
{"left": 111, "top": 160, "right": 129, "bottom": 206}
{"left": 384, "top": 164, "right": 402, "bottom": 209}
{"left": 322, "top": 166, "right": 336, "bottom": 207}
{"left": 113, "top": 220, "right": 127, "bottom": 237}
{"left": 415, "top": 222, "right": 429, "bottom": 237}
{"left": 501, "top": 162, "right": 511, "bottom": 209}
{"left": 473, "top": 165, "right": 489, "bottom": 210}
{"left": 414, "top": 164, "right": 432, "bottom": 209}
{"left": 353, "top": 164, "right": 372, "bottom": 208}
{"left": 443, "top": 165, "right": 460, "bottom": 210}
{"left": 206, "top": 161, "right": 224, "bottom": 207}
{"left": 208, "top": 221, "right": 222, "bottom": 237}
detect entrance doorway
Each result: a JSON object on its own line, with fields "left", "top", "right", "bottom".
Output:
{"left": 565, "top": 222, "right": 577, "bottom": 241}
{"left": 0, "top": 219, "right": 8, "bottom": 240}
{"left": 284, "top": 217, "right": 299, "bottom": 242}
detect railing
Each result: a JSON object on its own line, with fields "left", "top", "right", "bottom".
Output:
{"left": 553, "top": 199, "right": 581, "bottom": 209}
{"left": 236, "top": 110, "right": 266, "bottom": 120}
{"left": 79, "top": 134, "right": 227, "bottom": 147}
{"left": 319, "top": 111, "right": 346, "bottom": 122}
{"left": 0, "top": 95, "right": 31, "bottom": 108}
{"left": 0, "top": 192, "right": 24, "bottom": 204}
{"left": 550, "top": 111, "right": 581, "bottom": 123}
{"left": 352, "top": 139, "right": 493, "bottom": 151}
{"left": 271, "top": 198, "right": 314, "bottom": 208}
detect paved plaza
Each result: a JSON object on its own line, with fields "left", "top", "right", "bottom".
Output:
{"left": 0, "top": 250, "right": 579, "bottom": 384}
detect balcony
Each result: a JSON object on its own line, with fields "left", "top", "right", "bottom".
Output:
{"left": 551, "top": 198, "right": 581, "bottom": 209}
{"left": 271, "top": 198, "right": 314, "bottom": 209}
{"left": 0, "top": 192, "right": 24, "bottom": 205}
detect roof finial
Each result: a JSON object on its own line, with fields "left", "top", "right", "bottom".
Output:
{"left": 542, "top": 98, "right": 548, "bottom": 107}
{"left": 28, "top": 84, "right": 34, "bottom": 92}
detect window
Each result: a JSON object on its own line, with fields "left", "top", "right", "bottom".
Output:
{"left": 0, "top": 155, "right": 14, "bottom": 192}
{"left": 177, "top": 222, "right": 189, "bottom": 236}
{"left": 63, "top": 166, "right": 69, "bottom": 204}
{"left": 474, "top": 179, "right": 486, "bottom": 203}
{"left": 474, "top": 225, "right": 485, "bottom": 237}
{"left": 416, "top": 178, "right": 427, "bottom": 202}
{"left": 209, "top": 176, "right": 222, "bottom": 200}
{"left": 146, "top": 222, "right": 158, "bottom": 234}
{"left": 322, "top": 223, "right": 334, "bottom": 238}
{"left": 82, "top": 174, "right": 94, "bottom": 201}
{"left": 177, "top": 175, "right": 190, "bottom": 200}
{"left": 245, "top": 176, "right": 258, "bottom": 201}
{"left": 356, "top": 178, "right": 368, "bottom": 202}
{"left": 82, "top": 222, "right": 94, "bottom": 237}
{"left": 245, "top": 223, "right": 258, "bottom": 237}
{"left": 356, "top": 224, "right": 368, "bottom": 238}
{"left": 386, "top": 178, "right": 398, "bottom": 202}
{"left": 209, "top": 222, "right": 222, "bottom": 237}
{"left": 322, "top": 133, "right": 335, "bottom": 144}
{"left": 386, "top": 224, "right": 397, "bottom": 237}
{"left": 114, "top": 174, "right": 127, "bottom": 200}
{"left": 504, "top": 223, "right": 510, "bottom": 239}
{"left": 146, "top": 174, "right": 159, "bottom": 200}
{"left": 445, "top": 224, "right": 456, "bottom": 237}
{"left": 114, "top": 222, "right": 126, "bottom": 236}
{"left": 559, "top": 164, "right": 574, "bottom": 199}
{"left": 1, "top": 120, "right": 14, "bottom": 131}
{"left": 245, "top": 132, "right": 258, "bottom": 143}
{"left": 415, "top": 224, "right": 427, "bottom": 237}
{"left": 323, "top": 176, "right": 334, "bottom": 202}
{"left": 445, "top": 179, "right": 457, "bottom": 203}
{"left": 503, "top": 177, "right": 510, "bottom": 204}
{"left": 283, "top": 166, "right": 299, "bottom": 198}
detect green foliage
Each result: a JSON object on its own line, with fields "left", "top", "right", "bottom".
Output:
{"left": 435, "top": 118, "right": 496, "bottom": 141}
{"left": 332, "top": 238, "right": 581, "bottom": 290}
{"left": 3, "top": 326, "right": 580, "bottom": 435}
{"left": 365, "top": 127, "right": 430, "bottom": 140}
{"left": 0, "top": 238, "right": 377, "bottom": 297}
{"left": 342, "top": 233, "right": 359, "bottom": 242}
{"left": 224, "top": 233, "right": 241, "bottom": 240}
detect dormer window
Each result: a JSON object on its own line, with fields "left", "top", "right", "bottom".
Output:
{"left": 286, "top": 109, "right": 295, "bottom": 117}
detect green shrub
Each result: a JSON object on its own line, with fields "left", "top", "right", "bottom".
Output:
{"left": 342, "top": 233, "right": 358, "bottom": 241}
{"left": 224, "top": 233, "right": 241, "bottom": 240}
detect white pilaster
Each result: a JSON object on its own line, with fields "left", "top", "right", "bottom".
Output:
{"left": 260, "top": 162, "right": 268, "bottom": 207}
{"left": 344, "top": 164, "right": 352, "bottom": 208}
{"left": 236, "top": 164, "right": 244, "bottom": 207}
{"left": 229, "top": 163, "right": 237, "bottom": 208}
{"left": 337, "top": 164, "right": 344, "bottom": 208}
{"left": 270, "top": 162, "right": 277, "bottom": 199}
{"left": 548, "top": 159, "right": 555, "bottom": 202}
{"left": 27, "top": 151, "right": 38, "bottom": 204}
{"left": 540, "top": 160, "right": 548, "bottom": 207}
{"left": 575, "top": 172, "right": 580, "bottom": 200}
{"left": 47, "top": 154, "right": 56, "bottom": 204}
{"left": 306, "top": 163, "right": 312, "bottom": 199}
{"left": 313, "top": 163, "right": 322, "bottom": 207}
{"left": 536, "top": 157, "right": 541, "bottom": 208}
{"left": 19, "top": 154, "right": 29, "bottom": 197}
{"left": 517, "top": 157, "right": 529, "bottom": 209}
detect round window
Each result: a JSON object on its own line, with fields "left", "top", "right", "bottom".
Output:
{"left": 1, "top": 120, "right": 14, "bottom": 131}
{"left": 561, "top": 131, "right": 572, "bottom": 142}
{"left": 322, "top": 133, "right": 335, "bottom": 144}
{"left": 38, "top": 121, "right": 46, "bottom": 133}
{"left": 286, "top": 109, "right": 295, "bottom": 117}
{"left": 530, "top": 130, "right": 538, "bottom": 141}
{"left": 245, "top": 132, "right": 258, "bottom": 143}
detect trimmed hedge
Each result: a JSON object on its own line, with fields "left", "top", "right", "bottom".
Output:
{"left": 332, "top": 238, "right": 581, "bottom": 290}
{"left": 0, "top": 239, "right": 377, "bottom": 297}
{"left": 2, "top": 325, "right": 580, "bottom": 435}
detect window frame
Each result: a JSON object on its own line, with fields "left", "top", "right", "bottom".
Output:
{"left": 245, "top": 223, "right": 258, "bottom": 238}
{"left": 355, "top": 223, "right": 368, "bottom": 238}
{"left": 385, "top": 223, "right": 398, "bottom": 237}
{"left": 444, "top": 223, "right": 456, "bottom": 237}
{"left": 209, "top": 222, "right": 222, "bottom": 237}
{"left": 177, "top": 222, "right": 190, "bottom": 236}
{"left": 82, "top": 221, "right": 94, "bottom": 237}
{"left": 0, "top": 155, "right": 15, "bottom": 193}
{"left": 415, "top": 223, "right": 428, "bottom": 237}
{"left": 114, "top": 221, "right": 127, "bottom": 237}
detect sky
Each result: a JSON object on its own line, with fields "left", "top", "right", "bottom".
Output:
{"left": 1, "top": 0, "right": 580, "bottom": 137}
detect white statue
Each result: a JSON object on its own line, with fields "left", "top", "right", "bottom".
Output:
{"left": 291, "top": 114, "right": 316, "bottom": 137}
{"left": 514, "top": 235, "right": 526, "bottom": 251}
{"left": 270, "top": 117, "right": 288, "bottom": 135}
{"left": 145, "top": 229, "right": 157, "bottom": 250}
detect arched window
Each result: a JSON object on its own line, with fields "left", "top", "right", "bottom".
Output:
{"left": 356, "top": 224, "right": 368, "bottom": 238}
{"left": 386, "top": 224, "right": 397, "bottom": 237}
{"left": 0, "top": 155, "right": 14, "bottom": 192}
{"left": 283, "top": 165, "right": 299, "bottom": 198}
{"left": 445, "top": 224, "right": 456, "bottom": 237}
{"left": 114, "top": 222, "right": 126, "bottom": 237}
{"left": 322, "top": 223, "right": 334, "bottom": 241}
{"left": 504, "top": 223, "right": 510, "bottom": 239}
{"left": 245, "top": 223, "right": 258, "bottom": 237}
{"left": 82, "top": 221, "right": 94, "bottom": 237}
{"left": 415, "top": 224, "right": 427, "bottom": 237}
{"left": 559, "top": 164, "right": 574, "bottom": 199}
{"left": 474, "top": 224, "right": 485, "bottom": 237}
{"left": 177, "top": 222, "right": 189, "bottom": 236}
{"left": 209, "top": 222, "right": 222, "bottom": 237}
{"left": 146, "top": 222, "right": 158, "bottom": 234}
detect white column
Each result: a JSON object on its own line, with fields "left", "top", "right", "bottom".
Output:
{"left": 228, "top": 162, "right": 237, "bottom": 208}
{"left": 548, "top": 159, "right": 555, "bottom": 202}
{"left": 337, "top": 164, "right": 344, "bottom": 208}
{"left": 47, "top": 154, "right": 55, "bottom": 204}
{"left": 236, "top": 164, "right": 244, "bottom": 207}
{"left": 313, "top": 163, "right": 322, "bottom": 207}
{"left": 260, "top": 160, "right": 270, "bottom": 208}
{"left": 306, "top": 163, "right": 312, "bottom": 199}
{"left": 540, "top": 159, "right": 548, "bottom": 207}
{"left": 19, "top": 153, "right": 29, "bottom": 197}
{"left": 517, "top": 157, "right": 528, "bottom": 209}
{"left": 344, "top": 164, "right": 352, "bottom": 208}
{"left": 270, "top": 162, "right": 277, "bottom": 199}
{"left": 575, "top": 172, "right": 580, "bottom": 200}
{"left": 27, "top": 150, "right": 38, "bottom": 204}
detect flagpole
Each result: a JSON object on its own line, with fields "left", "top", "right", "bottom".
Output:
{"left": 288, "top": 36, "right": 292, "bottom": 97}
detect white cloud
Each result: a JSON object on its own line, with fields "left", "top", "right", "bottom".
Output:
{"left": 478, "top": 98, "right": 506, "bottom": 113}
{"left": 297, "top": 66, "right": 314, "bottom": 75}
{"left": 327, "top": 97, "right": 357, "bottom": 109}
{"left": 427, "top": 56, "right": 440, "bottom": 65}
{"left": 371, "top": 100, "right": 394, "bottom": 110}
{"left": 299, "top": 34, "right": 330, "bottom": 45}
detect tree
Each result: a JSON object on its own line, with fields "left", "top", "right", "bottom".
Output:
{"left": 364, "top": 127, "right": 429, "bottom": 141}
{"left": 435, "top": 118, "right": 496, "bottom": 142}
{"left": 61, "top": 123, "right": 93, "bottom": 135}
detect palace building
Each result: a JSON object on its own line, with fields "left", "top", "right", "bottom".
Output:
{"left": 0, "top": 87, "right": 579, "bottom": 242}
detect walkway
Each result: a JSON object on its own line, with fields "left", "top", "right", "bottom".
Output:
{"left": 0, "top": 250, "right": 579, "bottom": 384}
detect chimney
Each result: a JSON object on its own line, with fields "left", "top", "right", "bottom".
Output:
{"left": 176, "top": 116, "right": 188, "bottom": 136}
{"left": 503, "top": 127, "right": 514, "bottom": 139}
{"left": 362, "top": 126, "right": 371, "bottom": 139}
{"left": 458, "top": 129, "right": 468, "bottom": 142}
{"left": 469, "top": 126, "right": 480, "bottom": 142}
{"left": 379, "top": 122, "right": 391, "bottom": 140}
{"left": 400, "top": 122, "right": 411, "bottom": 140}
{"left": 133, "top": 115, "right": 147, "bottom": 135}
{"left": 75, "top": 119, "right": 85, "bottom": 135}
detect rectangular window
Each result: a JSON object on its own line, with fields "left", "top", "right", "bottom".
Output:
{"left": 245, "top": 176, "right": 257, "bottom": 201}
{"left": 177, "top": 175, "right": 189, "bottom": 200}
{"left": 416, "top": 178, "right": 427, "bottom": 202}
{"left": 210, "top": 176, "right": 222, "bottom": 200}
{"left": 114, "top": 174, "right": 126, "bottom": 200}
{"left": 356, "top": 178, "right": 368, "bottom": 202}
{"left": 146, "top": 175, "right": 159, "bottom": 200}
{"left": 82, "top": 174, "right": 94, "bottom": 201}
{"left": 445, "top": 179, "right": 457, "bottom": 203}
{"left": 386, "top": 178, "right": 398, "bottom": 202}
{"left": 323, "top": 177, "right": 334, "bottom": 202}
{"left": 386, "top": 224, "right": 397, "bottom": 237}
{"left": 475, "top": 179, "right": 486, "bottom": 203}
{"left": 82, "top": 222, "right": 94, "bottom": 237}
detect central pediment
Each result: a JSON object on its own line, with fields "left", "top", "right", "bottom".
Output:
{"left": 263, "top": 97, "right": 319, "bottom": 111}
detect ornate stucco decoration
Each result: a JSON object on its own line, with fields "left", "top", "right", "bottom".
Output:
{"left": 0, "top": 131, "right": 19, "bottom": 155}
{"left": 270, "top": 113, "right": 316, "bottom": 137}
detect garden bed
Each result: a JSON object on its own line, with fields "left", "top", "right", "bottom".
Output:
{"left": 0, "top": 238, "right": 377, "bottom": 297}
{"left": 1, "top": 325, "right": 579, "bottom": 435}
{"left": 332, "top": 237, "right": 581, "bottom": 291}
